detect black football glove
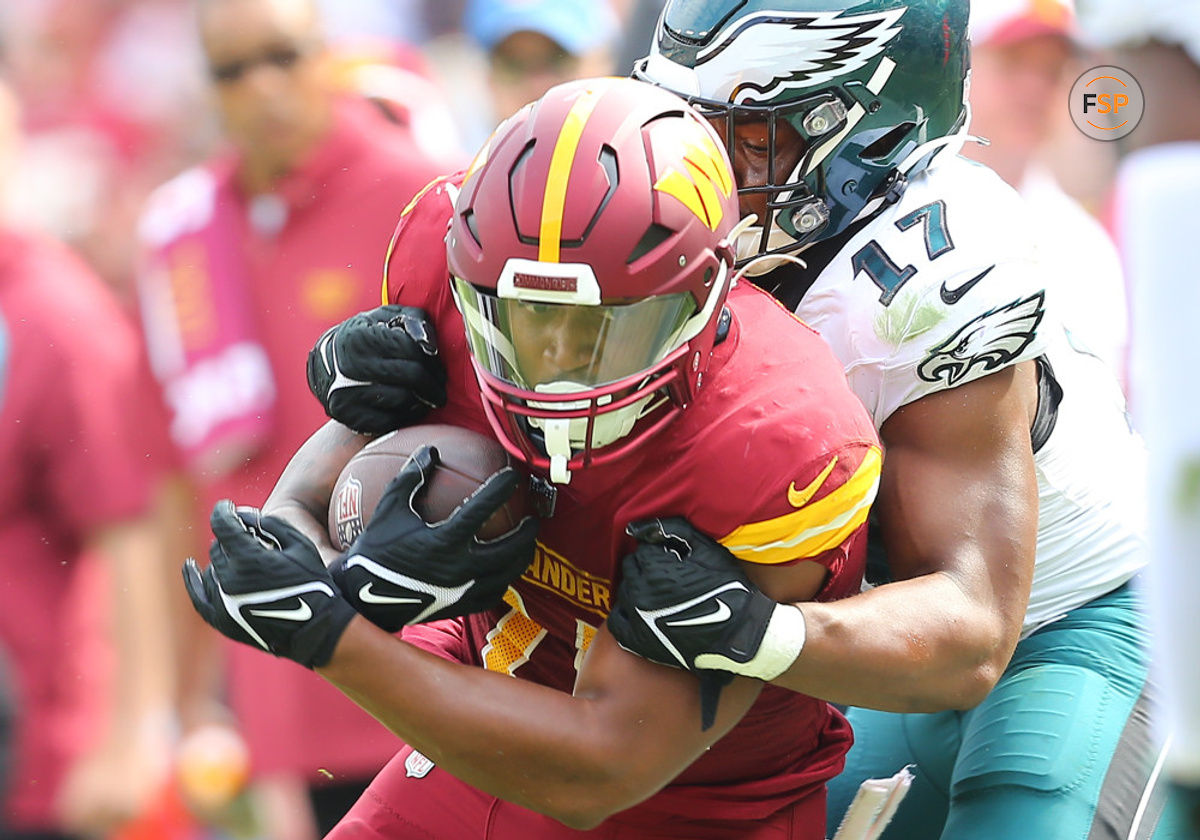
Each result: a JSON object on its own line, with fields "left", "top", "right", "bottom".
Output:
{"left": 607, "top": 517, "right": 808, "bottom": 730}
{"left": 183, "top": 502, "right": 358, "bottom": 669}
{"left": 330, "top": 445, "right": 538, "bottom": 632}
{"left": 306, "top": 304, "right": 447, "bottom": 435}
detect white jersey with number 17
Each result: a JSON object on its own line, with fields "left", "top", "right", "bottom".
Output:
{"left": 793, "top": 154, "right": 1145, "bottom": 636}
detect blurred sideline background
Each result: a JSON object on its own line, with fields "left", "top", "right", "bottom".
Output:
{"left": 0, "top": 0, "right": 1128, "bottom": 309}
{"left": 0, "top": 1, "right": 1194, "bottom": 839}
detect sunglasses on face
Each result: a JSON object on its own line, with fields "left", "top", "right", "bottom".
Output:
{"left": 208, "top": 42, "right": 313, "bottom": 84}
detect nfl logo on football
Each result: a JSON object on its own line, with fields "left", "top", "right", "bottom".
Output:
{"left": 335, "top": 476, "right": 364, "bottom": 548}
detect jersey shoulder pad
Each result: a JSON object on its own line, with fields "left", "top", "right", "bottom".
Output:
{"left": 383, "top": 171, "right": 464, "bottom": 307}
{"left": 891, "top": 159, "right": 1053, "bottom": 380}
{"left": 822, "top": 157, "right": 1055, "bottom": 421}
{"left": 682, "top": 294, "right": 882, "bottom": 568}
{"left": 717, "top": 442, "right": 881, "bottom": 568}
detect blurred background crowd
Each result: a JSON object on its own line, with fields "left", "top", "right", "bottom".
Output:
{"left": 0, "top": 0, "right": 1192, "bottom": 839}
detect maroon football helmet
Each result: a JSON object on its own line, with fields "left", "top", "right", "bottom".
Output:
{"left": 447, "top": 76, "right": 738, "bottom": 483}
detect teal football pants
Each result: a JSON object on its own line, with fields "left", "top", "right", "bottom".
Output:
{"left": 826, "top": 582, "right": 1187, "bottom": 839}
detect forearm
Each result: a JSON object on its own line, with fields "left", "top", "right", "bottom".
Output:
{"left": 318, "top": 618, "right": 755, "bottom": 827}
{"left": 778, "top": 366, "right": 1040, "bottom": 713}
{"left": 321, "top": 619, "right": 632, "bottom": 825}
{"left": 263, "top": 420, "right": 370, "bottom": 565}
{"left": 98, "top": 517, "right": 177, "bottom": 735}
{"left": 160, "top": 474, "right": 228, "bottom": 726}
{"left": 59, "top": 515, "right": 178, "bottom": 833}
{"left": 779, "top": 572, "right": 1011, "bottom": 712}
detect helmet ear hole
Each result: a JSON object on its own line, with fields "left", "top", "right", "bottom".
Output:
{"left": 463, "top": 209, "right": 482, "bottom": 247}
{"left": 859, "top": 121, "right": 916, "bottom": 161}
{"left": 627, "top": 224, "right": 674, "bottom": 264}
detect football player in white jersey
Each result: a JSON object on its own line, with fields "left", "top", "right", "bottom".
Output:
{"left": 298, "top": 0, "right": 1177, "bottom": 836}
{"left": 603, "top": 1, "right": 1179, "bottom": 838}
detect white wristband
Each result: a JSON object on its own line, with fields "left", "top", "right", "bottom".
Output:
{"left": 694, "top": 604, "right": 807, "bottom": 681}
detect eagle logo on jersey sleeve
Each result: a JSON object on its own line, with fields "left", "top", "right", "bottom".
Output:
{"left": 685, "top": 8, "right": 906, "bottom": 103}
{"left": 917, "top": 292, "right": 1045, "bottom": 386}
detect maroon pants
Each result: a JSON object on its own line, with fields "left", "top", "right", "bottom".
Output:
{"left": 327, "top": 744, "right": 825, "bottom": 840}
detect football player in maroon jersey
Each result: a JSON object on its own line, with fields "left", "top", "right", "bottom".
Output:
{"left": 185, "top": 76, "right": 882, "bottom": 839}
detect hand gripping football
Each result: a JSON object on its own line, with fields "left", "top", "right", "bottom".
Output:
{"left": 328, "top": 424, "right": 531, "bottom": 551}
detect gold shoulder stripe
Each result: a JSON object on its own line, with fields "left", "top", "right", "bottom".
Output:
{"left": 400, "top": 174, "right": 448, "bottom": 220}
{"left": 720, "top": 445, "right": 882, "bottom": 565}
{"left": 382, "top": 231, "right": 397, "bottom": 306}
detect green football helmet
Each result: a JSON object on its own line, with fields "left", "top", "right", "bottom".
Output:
{"left": 634, "top": 0, "right": 970, "bottom": 266}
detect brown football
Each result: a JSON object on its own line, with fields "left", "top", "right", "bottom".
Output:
{"left": 328, "top": 424, "right": 531, "bottom": 552}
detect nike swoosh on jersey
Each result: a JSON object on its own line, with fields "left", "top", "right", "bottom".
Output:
{"left": 358, "top": 582, "right": 423, "bottom": 606}
{"left": 787, "top": 456, "right": 839, "bottom": 508}
{"left": 665, "top": 599, "right": 732, "bottom": 627}
{"left": 940, "top": 265, "right": 995, "bottom": 305}
{"left": 247, "top": 600, "right": 313, "bottom": 622}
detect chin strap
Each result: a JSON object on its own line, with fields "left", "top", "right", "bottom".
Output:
{"left": 540, "top": 418, "right": 573, "bottom": 484}
{"left": 530, "top": 384, "right": 660, "bottom": 486}
{"left": 732, "top": 249, "right": 808, "bottom": 286}
{"left": 733, "top": 214, "right": 810, "bottom": 277}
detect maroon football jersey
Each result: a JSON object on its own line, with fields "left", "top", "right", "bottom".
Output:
{"left": 386, "top": 175, "right": 881, "bottom": 823}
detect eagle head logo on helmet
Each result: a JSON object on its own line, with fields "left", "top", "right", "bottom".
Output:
{"left": 446, "top": 77, "right": 738, "bottom": 485}
{"left": 635, "top": 0, "right": 970, "bottom": 272}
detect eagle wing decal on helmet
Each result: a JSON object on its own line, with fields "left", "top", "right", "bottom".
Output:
{"left": 917, "top": 292, "right": 1046, "bottom": 386}
{"left": 694, "top": 8, "right": 907, "bottom": 103}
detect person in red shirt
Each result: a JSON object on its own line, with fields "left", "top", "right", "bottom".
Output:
{"left": 0, "top": 228, "right": 177, "bottom": 837}
{"left": 135, "top": 0, "right": 445, "bottom": 835}
{"left": 0, "top": 72, "right": 177, "bottom": 840}
{"left": 185, "top": 76, "right": 882, "bottom": 839}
